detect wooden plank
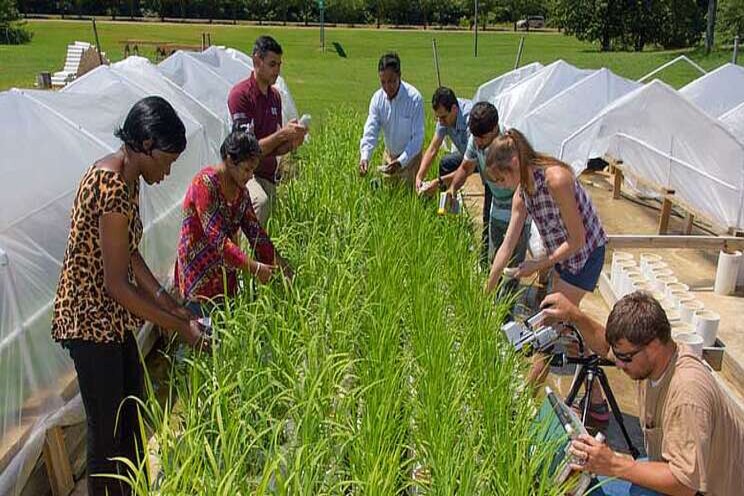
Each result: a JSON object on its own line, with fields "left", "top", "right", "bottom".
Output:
{"left": 612, "top": 169, "right": 623, "bottom": 200}
{"left": 607, "top": 234, "right": 744, "bottom": 251}
{"left": 684, "top": 213, "right": 695, "bottom": 235}
{"left": 658, "top": 196, "right": 674, "bottom": 234}
{"left": 42, "top": 427, "right": 74, "bottom": 496}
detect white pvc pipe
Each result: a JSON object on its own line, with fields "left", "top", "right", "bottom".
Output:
{"left": 714, "top": 250, "right": 742, "bottom": 295}
{"left": 693, "top": 310, "right": 721, "bottom": 347}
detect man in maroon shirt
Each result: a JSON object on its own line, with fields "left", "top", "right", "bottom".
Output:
{"left": 227, "top": 35, "right": 306, "bottom": 226}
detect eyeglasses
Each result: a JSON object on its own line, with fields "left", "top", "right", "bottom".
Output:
{"left": 612, "top": 344, "right": 647, "bottom": 363}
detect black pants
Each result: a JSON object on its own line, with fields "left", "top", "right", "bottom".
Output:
{"left": 439, "top": 151, "right": 493, "bottom": 266}
{"left": 65, "top": 332, "right": 145, "bottom": 496}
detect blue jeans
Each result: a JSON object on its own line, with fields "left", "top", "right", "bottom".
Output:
{"left": 587, "top": 458, "right": 661, "bottom": 496}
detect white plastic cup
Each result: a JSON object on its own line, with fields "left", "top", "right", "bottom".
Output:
{"left": 653, "top": 275, "right": 678, "bottom": 293}
{"left": 650, "top": 267, "right": 674, "bottom": 283}
{"left": 643, "top": 260, "right": 668, "bottom": 280}
{"left": 640, "top": 253, "right": 663, "bottom": 273}
{"left": 611, "top": 252, "right": 634, "bottom": 286}
{"left": 665, "top": 282, "right": 690, "bottom": 300}
{"left": 623, "top": 272, "right": 645, "bottom": 297}
{"left": 680, "top": 300, "right": 705, "bottom": 323}
{"left": 693, "top": 310, "right": 720, "bottom": 347}
{"left": 674, "top": 332, "right": 704, "bottom": 357}
{"left": 714, "top": 250, "right": 742, "bottom": 295}
{"left": 668, "top": 290, "right": 695, "bottom": 310}
{"left": 671, "top": 321, "right": 694, "bottom": 337}
{"left": 614, "top": 260, "right": 637, "bottom": 295}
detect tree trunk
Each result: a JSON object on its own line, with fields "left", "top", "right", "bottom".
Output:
{"left": 705, "top": 0, "right": 717, "bottom": 54}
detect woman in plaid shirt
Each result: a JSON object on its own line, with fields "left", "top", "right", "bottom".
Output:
{"left": 484, "top": 129, "right": 606, "bottom": 303}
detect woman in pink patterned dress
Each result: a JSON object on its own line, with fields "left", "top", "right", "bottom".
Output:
{"left": 176, "top": 131, "right": 291, "bottom": 317}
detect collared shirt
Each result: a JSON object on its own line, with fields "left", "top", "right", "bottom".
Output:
{"left": 435, "top": 98, "right": 473, "bottom": 155}
{"left": 464, "top": 135, "right": 515, "bottom": 222}
{"left": 175, "top": 166, "right": 276, "bottom": 302}
{"left": 227, "top": 73, "right": 283, "bottom": 183}
{"left": 360, "top": 80, "right": 424, "bottom": 168}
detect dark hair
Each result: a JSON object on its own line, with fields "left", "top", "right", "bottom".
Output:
{"left": 432, "top": 87, "right": 458, "bottom": 111}
{"left": 220, "top": 130, "right": 261, "bottom": 164}
{"left": 606, "top": 291, "right": 672, "bottom": 347}
{"left": 253, "top": 35, "right": 283, "bottom": 59}
{"left": 468, "top": 101, "right": 499, "bottom": 137}
{"left": 378, "top": 52, "right": 401, "bottom": 74}
{"left": 114, "top": 96, "right": 186, "bottom": 155}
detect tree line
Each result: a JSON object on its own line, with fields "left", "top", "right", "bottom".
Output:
{"left": 4, "top": 0, "right": 744, "bottom": 50}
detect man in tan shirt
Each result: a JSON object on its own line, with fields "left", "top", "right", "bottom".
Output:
{"left": 540, "top": 291, "right": 744, "bottom": 496}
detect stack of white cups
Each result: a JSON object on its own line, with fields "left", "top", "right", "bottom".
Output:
{"left": 609, "top": 251, "right": 718, "bottom": 357}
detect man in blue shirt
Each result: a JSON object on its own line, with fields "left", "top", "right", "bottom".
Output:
{"left": 415, "top": 87, "right": 473, "bottom": 191}
{"left": 359, "top": 53, "right": 425, "bottom": 186}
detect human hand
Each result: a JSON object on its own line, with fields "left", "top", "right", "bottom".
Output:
{"left": 254, "top": 261, "right": 277, "bottom": 284}
{"left": 359, "top": 159, "right": 369, "bottom": 176}
{"left": 539, "top": 292, "right": 579, "bottom": 323}
{"left": 515, "top": 259, "right": 545, "bottom": 279}
{"left": 569, "top": 434, "right": 618, "bottom": 477}
{"left": 415, "top": 174, "right": 424, "bottom": 191}
{"left": 418, "top": 179, "right": 440, "bottom": 197}
{"left": 173, "top": 305, "right": 198, "bottom": 322}
{"left": 183, "top": 320, "right": 211, "bottom": 352}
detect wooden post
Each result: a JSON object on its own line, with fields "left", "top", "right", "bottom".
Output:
{"left": 684, "top": 212, "right": 695, "bottom": 235}
{"left": 42, "top": 427, "right": 74, "bottom": 496}
{"left": 658, "top": 195, "right": 674, "bottom": 234}
{"left": 612, "top": 169, "right": 624, "bottom": 199}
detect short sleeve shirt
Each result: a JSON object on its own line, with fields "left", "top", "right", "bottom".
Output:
{"left": 638, "top": 345, "right": 744, "bottom": 495}
{"left": 464, "top": 135, "right": 515, "bottom": 223}
{"left": 435, "top": 98, "right": 472, "bottom": 155}
{"left": 227, "top": 72, "right": 283, "bottom": 183}
{"left": 52, "top": 166, "right": 143, "bottom": 344}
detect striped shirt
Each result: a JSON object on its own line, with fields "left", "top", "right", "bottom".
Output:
{"left": 520, "top": 167, "right": 606, "bottom": 274}
{"left": 435, "top": 98, "right": 473, "bottom": 155}
{"left": 464, "top": 135, "right": 515, "bottom": 222}
{"left": 360, "top": 80, "right": 425, "bottom": 168}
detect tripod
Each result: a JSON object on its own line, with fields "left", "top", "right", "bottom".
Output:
{"left": 553, "top": 353, "right": 640, "bottom": 459}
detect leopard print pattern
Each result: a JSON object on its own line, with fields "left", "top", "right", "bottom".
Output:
{"left": 52, "top": 166, "right": 143, "bottom": 343}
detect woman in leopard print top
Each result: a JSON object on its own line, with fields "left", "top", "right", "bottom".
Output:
{"left": 52, "top": 96, "right": 207, "bottom": 496}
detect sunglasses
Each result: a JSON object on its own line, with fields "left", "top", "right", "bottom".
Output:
{"left": 612, "top": 344, "right": 647, "bottom": 363}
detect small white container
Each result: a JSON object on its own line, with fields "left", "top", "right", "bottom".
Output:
{"left": 640, "top": 253, "right": 663, "bottom": 273}
{"left": 670, "top": 321, "right": 694, "bottom": 338}
{"left": 674, "top": 332, "right": 704, "bottom": 357}
{"left": 693, "top": 310, "right": 720, "bottom": 347}
{"left": 680, "top": 300, "right": 705, "bottom": 323}
{"left": 714, "top": 250, "right": 742, "bottom": 295}
{"left": 665, "top": 282, "right": 690, "bottom": 300}
{"left": 613, "top": 260, "right": 637, "bottom": 295}
{"left": 643, "top": 260, "right": 668, "bottom": 280}
{"left": 668, "top": 290, "right": 695, "bottom": 310}
{"left": 653, "top": 275, "right": 678, "bottom": 293}
{"left": 650, "top": 267, "right": 674, "bottom": 283}
{"left": 623, "top": 272, "right": 645, "bottom": 297}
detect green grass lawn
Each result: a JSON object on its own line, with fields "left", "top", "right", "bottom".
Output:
{"left": 0, "top": 20, "right": 735, "bottom": 120}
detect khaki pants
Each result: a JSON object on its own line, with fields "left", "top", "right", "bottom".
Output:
{"left": 247, "top": 176, "right": 276, "bottom": 227}
{"left": 383, "top": 150, "right": 421, "bottom": 188}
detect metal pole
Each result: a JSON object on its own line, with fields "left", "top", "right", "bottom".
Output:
{"left": 319, "top": 1, "right": 325, "bottom": 52}
{"left": 432, "top": 38, "right": 441, "bottom": 87}
{"left": 91, "top": 18, "right": 104, "bottom": 65}
{"left": 514, "top": 36, "right": 525, "bottom": 70}
{"left": 474, "top": 0, "right": 479, "bottom": 57}
{"left": 734, "top": 36, "right": 740, "bottom": 65}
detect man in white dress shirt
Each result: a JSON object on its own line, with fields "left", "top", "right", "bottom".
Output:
{"left": 359, "top": 52, "right": 424, "bottom": 187}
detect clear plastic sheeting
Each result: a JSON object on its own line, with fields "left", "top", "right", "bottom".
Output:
{"left": 679, "top": 63, "right": 744, "bottom": 118}
{"left": 721, "top": 102, "right": 744, "bottom": 143}
{"left": 560, "top": 80, "right": 744, "bottom": 230}
{"left": 472, "top": 62, "right": 544, "bottom": 103}
{"left": 491, "top": 60, "right": 594, "bottom": 129}
{"left": 520, "top": 68, "right": 640, "bottom": 156}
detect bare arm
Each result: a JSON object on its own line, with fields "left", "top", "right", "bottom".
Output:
{"left": 100, "top": 214, "right": 202, "bottom": 347}
{"left": 416, "top": 134, "right": 444, "bottom": 185}
{"left": 571, "top": 435, "right": 696, "bottom": 496}
{"left": 445, "top": 158, "right": 477, "bottom": 194}
{"left": 131, "top": 251, "right": 183, "bottom": 313}
{"left": 486, "top": 189, "right": 528, "bottom": 293}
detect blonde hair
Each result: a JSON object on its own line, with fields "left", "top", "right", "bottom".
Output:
{"left": 486, "top": 129, "right": 573, "bottom": 196}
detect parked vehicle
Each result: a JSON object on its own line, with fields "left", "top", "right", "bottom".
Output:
{"left": 517, "top": 15, "right": 545, "bottom": 30}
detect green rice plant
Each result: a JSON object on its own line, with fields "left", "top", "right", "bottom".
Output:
{"left": 120, "top": 108, "right": 577, "bottom": 495}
